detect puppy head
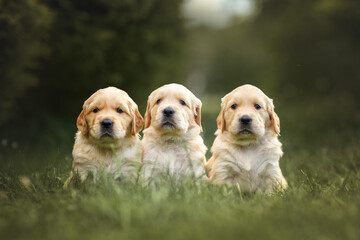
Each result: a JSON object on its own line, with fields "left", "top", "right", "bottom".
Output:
{"left": 144, "top": 83, "right": 202, "bottom": 134}
{"left": 217, "top": 84, "right": 280, "bottom": 143}
{"left": 76, "top": 87, "right": 144, "bottom": 142}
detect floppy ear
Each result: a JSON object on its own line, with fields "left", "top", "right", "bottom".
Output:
{"left": 267, "top": 98, "right": 280, "bottom": 135}
{"left": 76, "top": 107, "right": 88, "bottom": 135}
{"left": 217, "top": 99, "right": 226, "bottom": 133}
{"left": 131, "top": 106, "right": 144, "bottom": 135}
{"left": 193, "top": 100, "right": 203, "bottom": 132}
{"left": 144, "top": 100, "right": 151, "bottom": 129}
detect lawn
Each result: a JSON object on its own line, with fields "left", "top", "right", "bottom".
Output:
{"left": 0, "top": 133, "right": 359, "bottom": 240}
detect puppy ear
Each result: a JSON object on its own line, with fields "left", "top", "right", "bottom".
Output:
{"left": 76, "top": 107, "right": 88, "bottom": 135}
{"left": 193, "top": 99, "right": 203, "bottom": 132}
{"left": 144, "top": 100, "right": 151, "bottom": 129}
{"left": 216, "top": 99, "right": 226, "bottom": 133}
{"left": 131, "top": 105, "right": 144, "bottom": 135}
{"left": 267, "top": 98, "right": 280, "bottom": 135}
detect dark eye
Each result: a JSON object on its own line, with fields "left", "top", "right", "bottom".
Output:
{"left": 156, "top": 99, "right": 161, "bottom": 104}
{"left": 93, "top": 108, "right": 99, "bottom": 113}
{"left": 231, "top": 104, "right": 237, "bottom": 110}
{"left": 180, "top": 100, "right": 186, "bottom": 106}
{"left": 116, "top": 108, "right": 123, "bottom": 113}
{"left": 254, "top": 104, "right": 261, "bottom": 110}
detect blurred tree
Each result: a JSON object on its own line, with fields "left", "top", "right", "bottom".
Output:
{"left": 255, "top": 0, "right": 360, "bottom": 100}
{"left": 0, "top": 0, "right": 185, "bottom": 130}
{"left": 207, "top": 0, "right": 360, "bottom": 97}
{"left": 202, "top": 0, "right": 360, "bottom": 134}
{"left": 0, "top": 0, "right": 53, "bottom": 124}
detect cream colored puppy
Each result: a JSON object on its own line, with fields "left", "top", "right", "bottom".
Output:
{"left": 140, "top": 83, "right": 207, "bottom": 185}
{"left": 65, "top": 87, "right": 144, "bottom": 186}
{"left": 206, "top": 84, "right": 287, "bottom": 193}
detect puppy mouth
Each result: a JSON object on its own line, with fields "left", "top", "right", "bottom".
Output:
{"left": 161, "top": 119, "right": 177, "bottom": 128}
{"left": 238, "top": 129, "right": 253, "bottom": 135}
{"left": 100, "top": 131, "right": 114, "bottom": 138}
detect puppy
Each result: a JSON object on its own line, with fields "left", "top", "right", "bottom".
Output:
{"left": 206, "top": 84, "right": 287, "bottom": 193}
{"left": 140, "top": 83, "right": 207, "bottom": 185}
{"left": 65, "top": 87, "right": 144, "bottom": 186}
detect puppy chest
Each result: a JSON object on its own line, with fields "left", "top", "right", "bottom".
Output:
{"left": 89, "top": 148, "right": 133, "bottom": 168}
{"left": 230, "top": 152, "right": 268, "bottom": 177}
{"left": 145, "top": 143, "right": 203, "bottom": 170}
{"left": 148, "top": 143, "right": 187, "bottom": 160}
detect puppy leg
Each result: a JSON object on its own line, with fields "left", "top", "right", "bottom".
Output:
{"left": 205, "top": 156, "right": 215, "bottom": 178}
{"left": 62, "top": 172, "right": 73, "bottom": 189}
{"left": 111, "top": 158, "right": 141, "bottom": 183}
{"left": 263, "top": 164, "right": 288, "bottom": 193}
{"left": 138, "top": 162, "right": 157, "bottom": 187}
{"left": 209, "top": 157, "right": 240, "bottom": 187}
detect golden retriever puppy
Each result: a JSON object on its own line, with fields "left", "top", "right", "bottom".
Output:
{"left": 206, "top": 84, "right": 287, "bottom": 193}
{"left": 65, "top": 87, "right": 144, "bottom": 186}
{"left": 139, "top": 83, "right": 207, "bottom": 185}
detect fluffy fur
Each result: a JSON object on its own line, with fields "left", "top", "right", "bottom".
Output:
{"left": 65, "top": 87, "right": 144, "bottom": 186}
{"left": 140, "top": 83, "right": 207, "bottom": 185}
{"left": 206, "top": 84, "right": 287, "bottom": 193}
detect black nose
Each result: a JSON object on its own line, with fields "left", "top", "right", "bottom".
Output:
{"left": 163, "top": 107, "right": 175, "bottom": 117}
{"left": 101, "top": 119, "right": 113, "bottom": 128}
{"left": 240, "top": 115, "right": 252, "bottom": 125}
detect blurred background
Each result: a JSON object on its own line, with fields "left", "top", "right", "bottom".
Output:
{"left": 1, "top": 0, "right": 359, "bottom": 165}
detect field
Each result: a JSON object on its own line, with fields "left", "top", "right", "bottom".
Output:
{"left": 1, "top": 130, "right": 359, "bottom": 240}
{"left": 1, "top": 0, "right": 359, "bottom": 239}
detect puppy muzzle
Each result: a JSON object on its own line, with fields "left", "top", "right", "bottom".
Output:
{"left": 161, "top": 107, "right": 177, "bottom": 128}
{"left": 100, "top": 119, "right": 114, "bottom": 138}
{"left": 238, "top": 116, "right": 254, "bottom": 135}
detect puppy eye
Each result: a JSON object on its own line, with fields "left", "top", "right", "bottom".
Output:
{"left": 116, "top": 108, "right": 123, "bottom": 113}
{"left": 180, "top": 100, "right": 186, "bottom": 106}
{"left": 93, "top": 108, "right": 99, "bottom": 113}
{"left": 254, "top": 104, "right": 261, "bottom": 110}
{"left": 231, "top": 104, "right": 237, "bottom": 110}
{"left": 156, "top": 99, "right": 161, "bottom": 104}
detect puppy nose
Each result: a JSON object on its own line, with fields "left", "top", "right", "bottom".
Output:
{"left": 240, "top": 115, "right": 252, "bottom": 125}
{"left": 163, "top": 107, "right": 175, "bottom": 117}
{"left": 101, "top": 119, "right": 113, "bottom": 128}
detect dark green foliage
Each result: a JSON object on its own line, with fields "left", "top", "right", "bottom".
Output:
{"left": 0, "top": 0, "right": 53, "bottom": 123}
{"left": 207, "top": 0, "right": 360, "bottom": 98}
{"left": 0, "top": 0, "right": 185, "bottom": 127}
{"left": 189, "top": 0, "right": 360, "bottom": 147}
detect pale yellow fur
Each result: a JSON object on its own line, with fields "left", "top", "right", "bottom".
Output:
{"left": 64, "top": 87, "right": 144, "bottom": 187}
{"left": 71, "top": 131, "right": 141, "bottom": 182}
{"left": 140, "top": 84, "right": 207, "bottom": 185}
{"left": 206, "top": 84, "right": 287, "bottom": 193}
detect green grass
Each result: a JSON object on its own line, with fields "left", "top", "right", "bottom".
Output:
{"left": 1, "top": 135, "right": 360, "bottom": 240}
